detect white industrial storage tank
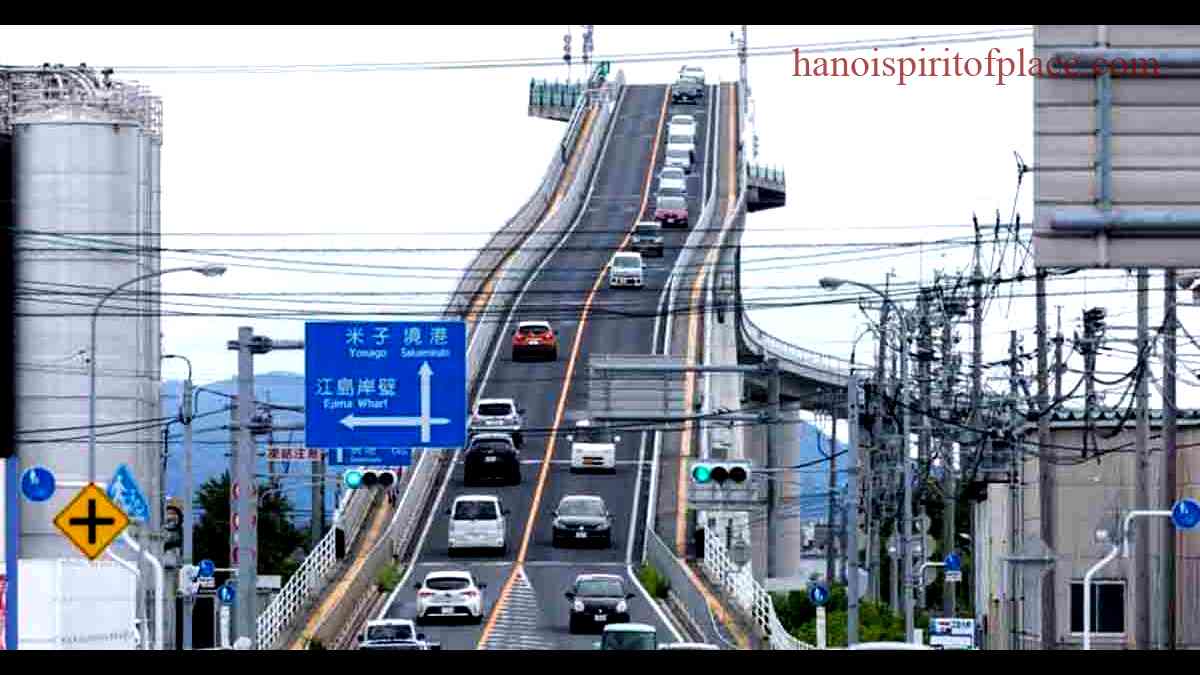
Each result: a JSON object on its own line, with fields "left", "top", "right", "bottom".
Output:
{"left": 9, "top": 66, "right": 164, "bottom": 558}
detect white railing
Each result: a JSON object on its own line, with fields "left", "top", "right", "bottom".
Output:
{"left": 740, "top": 313, "right": 852, "bottom": 384}
{"left": 702, "top": 527, "right": 815, "bottom": 650}
{"left": 256, "top": 485, "right": 378, "bottom": 648}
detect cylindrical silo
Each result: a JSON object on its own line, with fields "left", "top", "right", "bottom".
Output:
{"left": 13, "top": 69, "right": 161, "bottom": 559}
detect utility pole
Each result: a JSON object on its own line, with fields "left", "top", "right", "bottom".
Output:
{"left": 916, "top": 291, "right": 932, "bottom": 612}
{"left": 739, "top": 25, "right": 748, "bottom": 118}
{"left": 1134, "top": 270, "right": 1150, "bottom": 650}
{"left": 1008, "top": 330, "right": 1021, "bottom": 650}
{"left": 941, "top": 295, "right": 957, "bottom": 618}
{"left": 1163, "top": 269, "right": 1178, "bottom": 650}
{"left": 968, "top": 219, "right": 984, "bottom": 627}
{"left": 226, "top": 327, "right": 303, "bottom": 648}
{"left": 826, "top": 402, "right": 838, "bottom": 585}
{"left": 228, "top": 396, "right": 239, "bottom": 569}
{"left": 1036, "top": 269, "right": 1055, "bottom": 649}
{"left": 181, "top": 377, "right": 195, "bottom": 649}
{"left": 900, "top": 313, "right": 914, "bottom": 642}
{"left": 846, "top": 370, "right": 862, "bottom": 645}
{"left": 871, "top": 299, "right": 891, "bottom": 604}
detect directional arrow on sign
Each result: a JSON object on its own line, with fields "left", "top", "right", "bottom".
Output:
{"left": 339, "top": 361, "right": 449, "bottom": 442}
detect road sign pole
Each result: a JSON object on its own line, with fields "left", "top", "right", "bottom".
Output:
{"left": 234, "top": 327, "right": 257, "bottom": 648}
{"left": 816, "top": 606, "right": 827, "bottom": 649}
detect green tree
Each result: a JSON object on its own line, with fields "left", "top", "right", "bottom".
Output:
{"left": 193, "top": 471, "right": 307, "bottom": 581}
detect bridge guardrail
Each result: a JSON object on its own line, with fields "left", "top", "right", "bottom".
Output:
{"left": 255, "top": 72, "right": 626, "bottom": 650}
{"left": 702, "top": 527, "right": 815, "bottom": 650}
{"left": 740, "top": 313, "right": 852, "bottom": 381}
{"left": 646, "top": 529, "right": 733, "bottom": 646}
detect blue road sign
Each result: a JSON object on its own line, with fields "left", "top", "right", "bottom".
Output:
{"left": 20, "top": 466, "right": 56, "bottom": 502}
{"left": 305, "top": 321, "right": 467, "bottom": 451}
{"left": 945, "top": 552, "right": 962, "bottom": 572}
{"left": 1171, "top": 497, "right": 1200, "bottom": 531}
{"left": 809, "top": 583, "right": 829, "bottom": 607}
{"left": 329, "top": 447, "right": 412, "bottom": 468}
{"left": 218, "top": 582, "right": 236, "bottom": 605}
{"left": 107, "top": 464, "right": 150, "bottom": 523}
{"left": 198, "top": 559, "right": 215, "bottom": 578}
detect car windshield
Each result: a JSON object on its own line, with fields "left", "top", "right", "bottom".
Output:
{"left": 660, "top": 169, "right": 684, "bottom": 180}
{"left": 613, "top": 257, "right": 639, "bottom": 269}
{"left": 576, "top": 425, "right": 614, "bottom": 443}
{"left": 666, "top": 149, "right": 689, "bottom": 159}
{"left": 518, "top": 325, "right": 548, "bottom": 336}
{"left": 659, "top": 186, "right": 684, "bottom": 198}
{"left": 426, "top": 577, "right": 471, "bottom": 591}
{"left": 604, "top": 632, "right": 656, "bottom": 650}
{"left": 477, "top": 403, "right": 513, "bottom": 416}
{"left": 469, "top": 439, "right": 512, "bottom": 452}
{"left": 669, "top": 136, "right": 691, "bottom": 145}
{"left": 577, "top": 579, "right": 624, "bottom": 597}
{"left": 366, "top": 624, "right": 413, "bottom": 642}
{"left": 453, "top": 501, "right": 498, "bottom": 520}
{"left": 635, "top": 224, "right": 660, "bottom": 235}
{"left": 658, "top": 197, "right": 686, "bottom": 210}
{"left": 559, "top": 498, "right": 605, "bottom": 517}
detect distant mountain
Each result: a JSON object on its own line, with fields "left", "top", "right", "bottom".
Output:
{"left": 782, "top": 420, "right": 848, "bottom": 523}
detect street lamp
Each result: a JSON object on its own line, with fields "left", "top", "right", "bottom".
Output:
{"left": 88, "top": 264, "right": 226, "bottom": 486}
{"left": 819, "top": 275, "right": 917, "bottom": 642}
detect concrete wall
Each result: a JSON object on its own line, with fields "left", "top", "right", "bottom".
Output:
{"left": 1020, "top": 420, "right": 1200, "bottom": 648}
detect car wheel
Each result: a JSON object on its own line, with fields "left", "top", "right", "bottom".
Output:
{"left": 511, "top": 468, "right": 521, "bottom": 485}
{"left": 568, "top": 616, "right": 579, "bottom": 634}
{"left": 474, "top": 612, "right": 485, "bottom": 626}
{"left": 513, "top": 432, "right": 524, "bottom": 448}
{"left": 550, "top": 348, "right": 558, "bottom": 361}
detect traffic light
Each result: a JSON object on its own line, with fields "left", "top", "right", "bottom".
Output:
{"left": 343, "top": 468, "right": 399, "bottom": 490}
{"left": 690, "top": 460, "right": 750, "bottom": 486}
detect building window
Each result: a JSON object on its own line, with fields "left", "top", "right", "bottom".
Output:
{"left": 1069, "top": 580, "right": 1125, "bottom": 635}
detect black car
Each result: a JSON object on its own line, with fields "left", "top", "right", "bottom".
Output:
{"left": 551, "top": 495, "right": 613, "bottom": 548}
{"left": 565, "top": 574, "right": 635, "bottom": 633}
{"left": 463, "top": 433, "right": 521, "bottom": 486}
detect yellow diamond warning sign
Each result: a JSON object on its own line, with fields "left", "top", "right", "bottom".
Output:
{"left": 54, "top": 483, "right": 131, "bottom": 560}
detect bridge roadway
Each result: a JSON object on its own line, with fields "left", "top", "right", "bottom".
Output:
{"left": 380, "top": 83, "right": 716, "bottom": 649}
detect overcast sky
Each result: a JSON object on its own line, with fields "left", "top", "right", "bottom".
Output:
{"left": 5, "top": 25, "right": 1195, "bottom": 413}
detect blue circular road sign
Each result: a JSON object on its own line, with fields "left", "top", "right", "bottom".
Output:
{"left": 218, "top": 582, "right": 236, "bottom": 605}
{"left": 809, "top": 583, "right": 830, "bottom": 607}
{"left": 20, "top": 466, "right": 56, "bottom": 502}
{"left": 945, "top": 552, "right": 962, "bottom": 572}
{"left": 198, "top": 559, "right": 215, "bottom": 578}
{"left": 1171, "top": 497, "right": 1200, "bottom": 531}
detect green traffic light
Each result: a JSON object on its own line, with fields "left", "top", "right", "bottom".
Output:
{"left": 344, "top": 470, "right": 363, "bottom": 489}
{"left": 692, "top": 465, "right": 712, "bottom": 483}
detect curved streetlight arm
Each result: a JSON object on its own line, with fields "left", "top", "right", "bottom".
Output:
{"left": 89, "top": 265, "right": 225, "bottom": 484}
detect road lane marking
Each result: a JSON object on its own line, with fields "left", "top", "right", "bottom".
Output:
{"left": 477, "top": 86, "right": 670, "bottom": 650}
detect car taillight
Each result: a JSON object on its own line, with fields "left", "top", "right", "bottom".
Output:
{"left": 418, "top": 590, "right": 434, "bottom": 597}
{"left": 463, "top": 590, "right": 478, "bottom": 597}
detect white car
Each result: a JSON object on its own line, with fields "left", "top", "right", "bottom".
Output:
{"left": 414, "top": 570, "right": 486, "bottom": 624}
{"left": 679, "top": 65, "right": 705, "bottom": 86}
{"left": 658, "top": 167, "right": 687, "bottom": 196}
{"left": 358, "top": 618, "right": 440, "bottom": 650}
{"left": 447, "top": 494, "right": 509, "bottom": 555}
{"left": 470, "top": 397, "right": 525, "bottom": 446}
{"left": 568, "top": 419, "right": 619, "bottom": 472}
{"left": 669, "top": 114, "right": 696, "bottom": 137}
{"left": 845, "top": 641, "right": 934, "bottom": 650}
{"left": 666, "top": 131, "right": 695, "bottom": 157}
{"left": 609, "top": 251, "right": 644, "bottom": 289}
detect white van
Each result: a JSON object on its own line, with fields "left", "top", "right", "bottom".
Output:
{"left": 446, "top": 494, "right": 508, "bottom": 555}
{"left": 609, "top": 252, "right": 644, "bottom": 289}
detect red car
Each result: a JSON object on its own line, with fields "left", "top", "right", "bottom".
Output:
{"left": 512, "top": 320, "right": 558, "bottom": 362}
{"left": 654, "top": 195, "right": 688, "bottom": 228}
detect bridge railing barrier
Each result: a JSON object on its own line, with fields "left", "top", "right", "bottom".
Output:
{"left": 702, "top": 527, "right": 816, "bottom": 650}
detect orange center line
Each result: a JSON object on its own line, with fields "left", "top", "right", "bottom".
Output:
{"left": 476, "top": 87, "right": 670, "bottom": 649}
